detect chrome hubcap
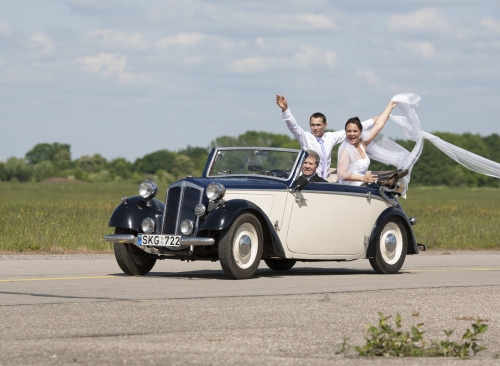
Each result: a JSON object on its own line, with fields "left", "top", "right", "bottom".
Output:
{"left": 385, "top": 233, "right": 397, "bottom": 259}
{"left": 233, "top": 223, "right": 258, "bottom": 269}
{"left": 238, "top": 235, "right": 252, "bottom": 259}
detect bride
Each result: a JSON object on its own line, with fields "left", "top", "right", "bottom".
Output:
{"left": 335, "top": 92, "right": 500, "bottom": 194}
{"left": 337, "top": 101, "right": 398, "bottom": 185}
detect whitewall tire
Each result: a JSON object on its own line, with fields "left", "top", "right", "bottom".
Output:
{"left": 218, "top": 213, "right": 263, "bottom": 279}
{"left": 369, "top": 217, "right": 407, "bottom": 274}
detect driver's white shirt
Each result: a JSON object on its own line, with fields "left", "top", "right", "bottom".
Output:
{"left": 281, "top": 109, "right": 374, "bottom": 179}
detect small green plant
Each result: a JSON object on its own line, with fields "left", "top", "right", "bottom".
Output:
{"left": 353, "top": 313, "right": 488, "bottom": 358}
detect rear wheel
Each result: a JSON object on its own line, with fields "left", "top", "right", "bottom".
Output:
{"left": 369, "top": 217, "right": 407, "bottom": 274}
{"left": 113, "top": 227, "right": 157, "bottom": 275}
{"left": 264, "top": 259, "right": 296, "bottom": 271}
{"left": 218, "top": 213, "right": 263, "bottom": 279}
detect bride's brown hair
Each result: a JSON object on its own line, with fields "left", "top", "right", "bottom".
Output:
{"left": 345, "top": 117, "right": 363, "bottom": 131}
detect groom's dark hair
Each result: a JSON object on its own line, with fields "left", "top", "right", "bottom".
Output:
{"left": 310, "top": 112, "right": 326, "bottom": 124}
{"left": 345, "top": 117, "right": 363, "bottom": 131}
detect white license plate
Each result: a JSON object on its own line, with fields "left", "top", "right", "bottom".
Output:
{"left": 137, "top": 234, "right": 181, "bottom": 247}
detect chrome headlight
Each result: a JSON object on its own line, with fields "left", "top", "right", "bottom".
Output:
{"left": 139, "top": 180, "right": 158, "bottom": 199}
{"left": 195, "top": 204, "right": 206, "bottom": 217}
{"left": 141, "top": 218, "right": 155, "bottom": 234}
{"left": 180, "top": 219, "right": 194, "bottom": 236}
{"left": 206, "top": 182, "right": 226, "bottom": 201}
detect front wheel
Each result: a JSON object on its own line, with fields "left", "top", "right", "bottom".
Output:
{"left": 369, "top": 217, "right": 407, "bottom": 274}
{"left": 218, "top": 213, "right": 263, "bottom": 279}
{"left": 113, "top": 228, "right": 157, "bottom": 275}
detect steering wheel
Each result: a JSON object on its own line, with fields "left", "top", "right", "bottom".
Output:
{"left": 269, "top": 169, "right": 289, "bottom": 178}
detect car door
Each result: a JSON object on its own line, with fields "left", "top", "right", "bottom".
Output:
{"left": 285, "top": 185, "right": 368, "bottom": 256}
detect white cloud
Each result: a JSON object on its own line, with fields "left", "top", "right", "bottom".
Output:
{"left": 295, "top": 14, "right": 337, "bottom": 30}
{"left": 294, "top": 46, "right": 336, "bottom": 67}
{"left": 75, "top": 53, "right": 125, "bottom": 78}
{"left": 0, "top": 22, "right": 12, "bottom": 36}
{"left": 481, "top": 18, "right": 500, "bottom": 35}
{"left": 355, "top": 70, "right": 379, "bottom": 84}
{"left": 230, "top": 57, "right": 271, "bottom": 73}
{"left": 397, "top": 41, "right": 436, "bottom": 59}
{"left": 242, "top": 13, "right": 337, "bottom": 32}
{"left": 156, "top": 33, "right": 208, "bottom": 48}
{"left": 66, "top": 0, "right": 113, "bottom": 14}
{"left": 387, "top": 8, "right": 451, "bottom": 33}
{"left": 141, "top": 2, "right": 338, "bottom": 34}
{"left": 230, "top": 46, "right": 336, "bottom": 73}
{"left": 86, "top": 30, "right": 150, "bottom": 50}
{"left": 30, "top": 33, "right": 56, "bottom": 55}
{"left": 73, "top": 53, "right": 151, "bottom": 84}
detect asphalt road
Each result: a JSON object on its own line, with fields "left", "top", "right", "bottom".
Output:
{"left": 1, "top": 252, "right": 499, "bottom": 365}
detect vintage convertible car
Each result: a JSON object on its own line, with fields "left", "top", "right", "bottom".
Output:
{"left": 104, "top": 147, "right": 421, "bottom": 279}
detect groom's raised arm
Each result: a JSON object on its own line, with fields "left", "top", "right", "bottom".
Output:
{"left": 276, "top": 94, "right": 307, "bottom": 148}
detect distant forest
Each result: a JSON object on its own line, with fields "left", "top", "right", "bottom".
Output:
{"left": 1, "top": 130, "right": 500, "bottom": 187}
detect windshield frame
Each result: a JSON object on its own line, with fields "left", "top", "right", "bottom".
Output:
{"left": 203, "top": 147, "right": 304, "bottom": 183}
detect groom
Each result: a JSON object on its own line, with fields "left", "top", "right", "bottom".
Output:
{"left": 276, "top": 94, "right": 377, "bottom": 179}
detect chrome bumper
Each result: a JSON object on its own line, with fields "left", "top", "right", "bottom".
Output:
{"left": 103, "top": 234, "right": 215, "bottom": 246}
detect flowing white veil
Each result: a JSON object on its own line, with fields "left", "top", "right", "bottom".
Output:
{"left": 361, "top": 93, "right": 500, "bottom": 197}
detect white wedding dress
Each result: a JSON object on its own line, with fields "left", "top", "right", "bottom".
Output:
{"left": 338, "top": 143, "right": 370, "bottom": 186}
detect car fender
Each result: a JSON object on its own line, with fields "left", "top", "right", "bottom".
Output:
{"left": 366, "top": 206, "right": 418, "bottom": 258}
{"left": 108, "top": 196, "right": 165, "bottom": 233}
{"left": 200, "top": 199, "right": 285, "bottom": 258}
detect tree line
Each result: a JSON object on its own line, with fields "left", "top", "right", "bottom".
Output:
{"left": 1, "top": 131, "right": 499, "bottom": 187}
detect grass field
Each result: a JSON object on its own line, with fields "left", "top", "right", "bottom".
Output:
{"left": 0, "top": 182, "right": 499, "bottom": 253}
{"left": 0, "top": 182, "right": 143, "bottom": 253}
{"left": 401, "top": 187, "right": 500, "bottom": 250}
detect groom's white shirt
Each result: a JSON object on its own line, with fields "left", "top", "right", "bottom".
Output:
{"left": 281, "top": 109, "right": 374, "bottom": 179}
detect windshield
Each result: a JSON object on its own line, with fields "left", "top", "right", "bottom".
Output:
{"left": 208, "top": 148, "right": 301, "bottom": 179}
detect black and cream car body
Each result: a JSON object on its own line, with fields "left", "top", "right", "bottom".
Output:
{"left": 104, "top": 147, "right": 420, "bottom": 279}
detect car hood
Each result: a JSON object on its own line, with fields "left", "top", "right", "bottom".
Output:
{"left": 173, "top": 176, "right": 290, "bottom": 191}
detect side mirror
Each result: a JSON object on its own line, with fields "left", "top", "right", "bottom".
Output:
{"left": 293, "top": 176, "right": 309, "bottom": 192}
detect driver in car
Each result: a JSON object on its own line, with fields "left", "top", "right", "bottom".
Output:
{"left": 302, "top": 150, "right": 327, "bottom": 182}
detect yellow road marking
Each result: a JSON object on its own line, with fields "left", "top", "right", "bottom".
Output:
{"left": 401, "top": 268, "right": 500, "bottom": 273}
{"left": 0, "top": 275, "right": 120, "bottom": 283}
{"left": 1, "top": 268, "right": 499, "bottom": 282}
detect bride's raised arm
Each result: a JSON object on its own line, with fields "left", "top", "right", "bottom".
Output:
{"left": 363, "top": 101, "right": 398, "bottom": 146}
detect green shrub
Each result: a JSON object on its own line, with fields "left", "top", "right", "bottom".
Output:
{"left": 0, "top": 163, "right": 6, "bottom": 181}
{"left": 352, "top": 313, "right": 488, "bottom": 358}
{"left": 4, "top": 157, "right": 33, "bottom": 182}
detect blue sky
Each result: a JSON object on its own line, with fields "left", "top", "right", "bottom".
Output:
{"left": 1, "top": 0, "right": 500, "bottom": 161}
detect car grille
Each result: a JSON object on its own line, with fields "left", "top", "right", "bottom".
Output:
{"left": 162, "top": 185, "right": 202, "bottom": 235}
